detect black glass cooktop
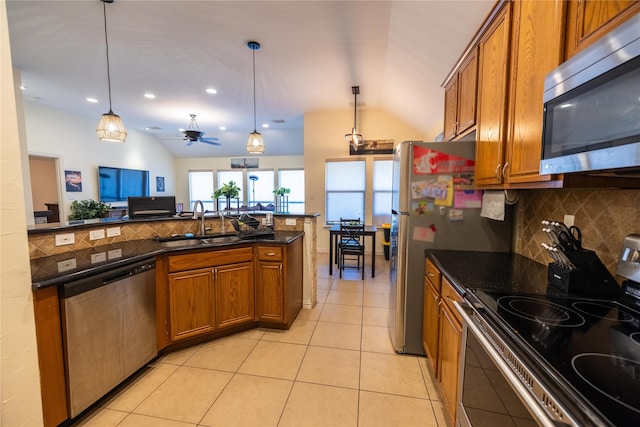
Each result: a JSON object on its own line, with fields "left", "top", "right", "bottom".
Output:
{"left": 471, "top": 289, "right": 640, "bottom": 427}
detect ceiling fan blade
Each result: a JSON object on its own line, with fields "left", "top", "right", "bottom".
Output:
{"left": 186, "top": 140, "right": 194, "bottom": 147}
{"left": 199, "top": 137, "right": 221, "bottom": 146}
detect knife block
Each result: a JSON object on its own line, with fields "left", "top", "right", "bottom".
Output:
{"left": 547, "top": 249, "right": 620, "bottom": 297}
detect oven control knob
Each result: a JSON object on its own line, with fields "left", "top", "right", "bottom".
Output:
{"left": 632, "top": 250, "right": 640, "bottom": 263}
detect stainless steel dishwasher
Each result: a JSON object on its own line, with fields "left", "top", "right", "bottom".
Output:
{"left": 60, "top": 258, "right": 157, "bottom": 418}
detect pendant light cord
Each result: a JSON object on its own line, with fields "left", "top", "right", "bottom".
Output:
{"left": 353, "top": 90, "right": 357, "bottom": 131}
{"left": 103, "top": 1, "right": 113, "bottom": 113}
{"left": 252, "top": 47, "right": 257, "bottom": 132}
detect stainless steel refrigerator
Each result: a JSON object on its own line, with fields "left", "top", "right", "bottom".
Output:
{"left": 388, "top": 140, "right": 513, "bottom": 355}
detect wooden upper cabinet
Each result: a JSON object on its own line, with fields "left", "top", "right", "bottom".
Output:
{"left": 475, "top": 3, "right": 512, "bottom": 185}
{"left": 443, "top": 48, "right": 478, "bottom": 141}
{"left": 504, "top": 0, "right": 566, "bottom": 184}
{"left": 565, "top": 0, "right": 640, "bottom": 58}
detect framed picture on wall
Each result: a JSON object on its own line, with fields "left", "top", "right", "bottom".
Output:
{"left": 65, "top": 170, "right": 82, "bottom": 192}
{"left": 156, "top": 176, "right": 165, "bottom": 192}
{"left": 231, "top": 158, "right": 259, "bottom": 169}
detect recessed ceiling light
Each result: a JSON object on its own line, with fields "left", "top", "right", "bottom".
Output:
{"left": 206, "top": 88, "right": 217, "bottom": 94}
{"left": 272, "top": 119, "right": 285, "bottom": 123}
{"left": 144, "top": 93, "right": 156, "bottom": 99}
{"left": 20, "top": 85, "right": 27, "bottom": 90}
{"left": 219, "top": 126, "right": 226, "bottom": 131}
{"left": 86, "top": 97, "right": 98, "bottom": 103}
{"left": 145, "top": 126, "right": 162, "bottom": 131}
{"left": 262, "top": 123, "right": 269, "bottom": 128}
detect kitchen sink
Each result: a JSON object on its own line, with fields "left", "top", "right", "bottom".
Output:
{"left": 154, "top": 233, "right": 243, "bottom": 248}
{"left": 200, "top": 236, "right": 242, "bottom": 245}
{"left": 157, "top": 238, "right": 203, "bottom": 248}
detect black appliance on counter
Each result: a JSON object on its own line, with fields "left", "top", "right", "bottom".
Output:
{"left": 128, "top": 196, "right": 176, "bottom": 219}
{"left": 456, "top": 235, "right": 640, "bottom": 427}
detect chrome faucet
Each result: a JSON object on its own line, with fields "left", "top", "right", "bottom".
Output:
{"left": 192, "top": 200, "right": 205, "bottom": 236}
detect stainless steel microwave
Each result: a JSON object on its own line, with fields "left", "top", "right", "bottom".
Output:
{"left": 540, "top": 13, "right": 640, "bottom": 175}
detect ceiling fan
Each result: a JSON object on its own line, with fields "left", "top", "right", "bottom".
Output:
{"left": 179, "top": 114, "right": 221, "bottom": 146}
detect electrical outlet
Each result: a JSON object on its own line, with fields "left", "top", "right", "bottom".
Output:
{"left": 55, "top": 233, "right": 75, "bottom": 246}
{"left": 57, "top": 258, "right": 77, "bottom": 272}
{"left": 91, "top": 252, "right": 107, "bottom": 264}
{"left": 108, "top": 249, "right": 122, "bottom": 259}
{"left": 285, "top": 218, "right": 296, "bottom": 226}
{"left": 564, "top": 214, "right": 575, "bottom": 227}
{"left": 106, "top": 226, "right": 121, "bottom": 237}
{"left": 89, "top": 229, "right": 105, "bottom": 240}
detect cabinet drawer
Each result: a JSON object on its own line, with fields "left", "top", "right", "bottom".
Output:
{"left": 441, "top": 277, "right": 462, "bottom": 317}
{"left": 257, "top": 246, "right": 283, "bottom": 262}
{"left": 425, "top": 259, "right": 442, "bottom": 292}
{"left": 168, "top": 247, "right": 253, "bottom": 272}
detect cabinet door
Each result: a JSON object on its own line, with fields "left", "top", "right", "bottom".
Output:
{"left": 565, "top": 0, "right": 640, "bottom": 57}
{"left": 168, "top": 268, "right": 215, "bottom": 341}
{"left": 422, "top": 277, "right": 440, "bottom": 373}
{"left": 456, "top": 49, "right": 478, "bottom": 136}
{"left": 443, "top": 78, "right": 459, "bottom": 141}
{"left": 504, "top": 0, "right": 565, "bottom": 184}
{"left": 256, "top": 261, "right": 284, "bottom": 323}
{"left": 438, "top": 301, "right": 462, "bottom": 427}
{"left": 475, "top": 3, "right": 511, "bottom": 185}
{"left": 215, "top": 262, "right": 255, "bottom": 329}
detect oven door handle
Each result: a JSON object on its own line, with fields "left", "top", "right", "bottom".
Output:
{"left": 455, "top": 301, "right": 572, "bottom": 427}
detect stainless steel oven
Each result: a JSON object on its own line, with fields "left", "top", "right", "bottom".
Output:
{"left": 455, "top": 301, "right": 580, "bottom": 427}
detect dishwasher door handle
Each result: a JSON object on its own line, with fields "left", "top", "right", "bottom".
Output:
{"left": 103, "top": 270, "right": 134, "bottom": 285}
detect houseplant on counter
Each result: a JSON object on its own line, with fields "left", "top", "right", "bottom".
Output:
{"left": 213, "top": 181, "right": 241, "bottom": 210}
{"left": 273, "top": 187, "right": 290, "bottom": 212}
{"left": 68, "top": 199, "right": 111, "bottom": 220}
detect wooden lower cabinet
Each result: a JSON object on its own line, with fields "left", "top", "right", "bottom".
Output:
{"left": 438, "top": 279, "right": 463, "bottom": 427}
{"left": 214, "top": 261, "right": 254, "bottom": 329}
{"left": 422, "top": 260, "right": 463, "bottom": 427}
{"left": 256, "top": 260, "right": 284, "bottom": 322}
{"left": 422, "top": 259, "right": 441, "bottom": 373}
{"left": 168, "top": 267, "right": 216, "bottom": 341}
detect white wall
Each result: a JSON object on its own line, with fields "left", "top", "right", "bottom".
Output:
{"left": 1, "top": 0, "right": 44, "bottom": 423}
{"left": 174, "top": 155, "right": 304, "bottom": 209}
{"left": 304, "top": 109, "right": 428, "bottom": 252}
{"left": 22, "top": 100, "right": 177, "bottom": 217}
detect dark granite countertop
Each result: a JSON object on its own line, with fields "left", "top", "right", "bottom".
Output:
{"left": 425, "top": 250, "right": 550, "bottom": 296}
{"left": 32, "top": 231, "right": 303, "bottom": 289}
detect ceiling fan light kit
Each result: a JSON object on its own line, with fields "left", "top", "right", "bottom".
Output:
{"left": 345, "top": 85, "right": 364, "bottom": 150}
{"left": 246, "top": 41, "right": 265, "bottom": 154}
{"left": 96, "top": 0, "right": 127, "bottom": 143}
{"left": 181, "top": 114, "right": 221, "bottom": 146}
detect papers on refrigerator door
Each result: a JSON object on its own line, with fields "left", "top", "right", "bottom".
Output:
{"left": 454, "top": 190, "right": 482, "bottom": 208}
{"left": 413, "top": 225, "right": 435, "bottom": 242}
{"left": 412, "top": 146, "right": 475, "bottom": 174}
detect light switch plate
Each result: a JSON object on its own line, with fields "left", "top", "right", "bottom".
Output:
{"left": 89, "top": 229, "right": 105, "bottom": 240}
{"left": 564, "top": 214, "right": 575, "bottom": 227}
{"left": 55, "top": 233, "right": 75, "bottom": 246}
{"left": 108, "top": 249, "right": 122, "bottom": 259}
{"left": 106, "top": 227, "right": 121, "bottom": 237}
{"left": 285, "top": 218, "right": 296, "bottom": 226}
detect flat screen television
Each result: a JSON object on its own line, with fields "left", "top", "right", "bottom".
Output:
{"left": 98, "top": 166, "right": 150, "bottom": 203}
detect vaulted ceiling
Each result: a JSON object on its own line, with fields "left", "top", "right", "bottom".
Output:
{"left": 7, "top": 0, "right": 494, "bottom": 158}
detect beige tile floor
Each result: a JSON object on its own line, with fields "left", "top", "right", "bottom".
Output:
{"left": 74, "top": 253, "right": 446, "bottom": 427}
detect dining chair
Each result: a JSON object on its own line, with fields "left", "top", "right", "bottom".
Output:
{"left": 338, "top": 218, "right": 365, "bottom": 279}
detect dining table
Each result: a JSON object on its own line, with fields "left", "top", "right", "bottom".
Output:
{"left": 328, "top": 224, "right": 377, "bottom": 277}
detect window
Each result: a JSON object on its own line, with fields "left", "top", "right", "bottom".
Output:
{"left": 278, "top": 169, "right": 305, "bottom": 213}
{"left": 188, "top": 171, "right": 214, "bottom": 211}
{"left": 325, "top": 160, "right": 365, "bottom": 224}
{"left": 216, "top": 170, "right": 243, "bottom": 210}
{"left": 373, "top": 159, "right": 393, "bottom": 225}
{"left": 247, "top": 170, "right": 275, "bottom": 206}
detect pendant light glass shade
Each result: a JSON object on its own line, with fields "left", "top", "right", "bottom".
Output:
{"left": 345, "top": 86, "right": 364, "bottom": 150}
{"left": 246, "top": 41, "right": 265, "bottom": 154}
{"left": 96, "top": 0, "right": 126, "bottom": 143}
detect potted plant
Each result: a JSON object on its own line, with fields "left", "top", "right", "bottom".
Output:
{"left": 213, "top": 181, "right": 241, "bottom": 210}
{"left": 68, "top": 199, "right": 111, "bottom": 220}
{"left": 273, "top": 187, "right": 290, "bottom": 212}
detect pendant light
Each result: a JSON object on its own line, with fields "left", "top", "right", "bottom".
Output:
{"left": 96, "top": 0, "right": 127, "bottom": 143}
{"left": 345, "top": 86, "right": 364, "bottom": 150}
{"left": 246, "top": 41, "right": 265, "bottom": 154}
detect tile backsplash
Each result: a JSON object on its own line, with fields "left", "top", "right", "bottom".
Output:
{"left": 515, "top": 189, "right": 640, "bottom": 278}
